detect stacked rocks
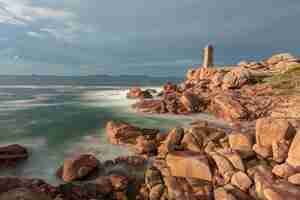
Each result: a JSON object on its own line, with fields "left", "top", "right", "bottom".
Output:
{"left": 105, "top": 117, "right": 300, "bottom": 200}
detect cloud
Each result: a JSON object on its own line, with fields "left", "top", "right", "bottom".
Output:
{"left": 0, "top": 0, "right": 300, "bottom": 76}
{"left": 26, "top": 31, "right": 44, "bottom": 39}
{"left": 0, "top": 0, "right": 74, "bottom": 26}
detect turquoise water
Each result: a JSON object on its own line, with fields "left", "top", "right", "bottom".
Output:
{"left": 0, "top": 85, "right": 227, "bottom": 184}
{"left": 0, "top": 85, "right": 195, "bottom": 184}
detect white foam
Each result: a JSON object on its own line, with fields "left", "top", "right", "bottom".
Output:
{"left": 80, "top": 86, "right": 162, "bottom": 108}
{"left": 66, "top": 134, "right": 132, "bottom": 161}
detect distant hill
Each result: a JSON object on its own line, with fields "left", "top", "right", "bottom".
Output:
{"left": 0, "top": 75, "right": 183, "bottom": 86}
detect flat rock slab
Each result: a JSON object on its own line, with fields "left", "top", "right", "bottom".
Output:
{"left": 166, "top": 151, "right": 212, "bottom": 182}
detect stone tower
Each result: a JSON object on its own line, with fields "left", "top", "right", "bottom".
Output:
{"left": 203, "top": 44, "right": 214, "bottom": 68}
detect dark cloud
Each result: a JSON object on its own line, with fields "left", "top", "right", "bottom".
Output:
{"left": 0, "top": 0, "right": 300, "bottom": 75}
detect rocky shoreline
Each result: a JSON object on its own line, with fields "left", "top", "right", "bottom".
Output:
{"left": 0, "top": 52, "right": 300, "bottom": 200}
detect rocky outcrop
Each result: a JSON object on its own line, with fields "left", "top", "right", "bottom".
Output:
{"left": 0, "top": 144, "right": 28, "bottom": 168}
{"left": 126, "top": 87, "right": 153, "bottom": 99}
{"left": 0, "top": 177, "right": 57, "bottom": 199}
{"left": 104, "top": 118, "right": 300, "bottom": 200}
{"left": 106, "top": 121, "right": 160, "bottom": 158}
{"left": 253, "top": 117, "right": 295, "bottom": 159}
{"left": 222, "top": 68, "right": 253, "bottom": 89}
{"left": 166, "top": 151, "right": 212, "bottom": 181}
{"left": 130, "top": 52, "right": 299, "bottom": 124}
{"left": 0, "top": 188, "right": 52, "bottom": 200}
{"left": 179, "top": 92, "right": 204, "bottom": 112}
{"left": 106, "top": 121, "right": 159, "bottom": 146}
{"left": 209, "top": 92, "right": 249, "bottom": 121}
{"left": 57, "top": 154, "right": 100, "bottom": 182}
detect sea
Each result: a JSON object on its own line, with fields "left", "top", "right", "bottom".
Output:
{"left": 0, "top": 75, "right": 226, "bottom": 184}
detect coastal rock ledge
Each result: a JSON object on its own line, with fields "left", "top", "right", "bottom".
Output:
{"left": 131, "top": 52, "right": 300, "bottom": 122}
{"left": 103, "top": 118, "right": 300, "bottom": 200}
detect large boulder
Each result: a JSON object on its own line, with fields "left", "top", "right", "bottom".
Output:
{"left": 126, "top": 87, "right": 153, "bottom": 99}
{"left": 163, "top": 82, "right": 177, "bottom": 94}
{"left": 179, "top": 92, "right": 203, "bottom": 112}
{"left": 0, "top": 144, "right": 28, "bottom": 168}
{"left": 0, "top": 177, "right": 57, "bottom": 198}
{"left": 254, "top": 170, "right": 300, "bottom": 200}
{"left": 166, "top": 151, "right": 212, "bottom": 181}
{"left": 231, "top": 171, "right": 252, "bottom": 192}
{"left": 287, "top": 131, "right": 300, "bottom": 168}
{"left": 228, "top": 132, "right": 254, "bottom": 158}
{"left": 106, "top": 121, "right": 159, "bottom": 145}
{"left": 222, "top": 68, "right": 252, "bottom": 89}
{"left": 135, "top": 136, "right": 157, "bottom": 155}
{"left": 181, "top": 132, "right": 202, "bottom": 152}
{"left": 158, "top": 127, "right": 184, "bottom": 157}
{"left": 192, "top": 67, "right": 219, "bottom": 81}
{"left": 60, "top": 154, "right": 99, "bottom": 182}
{"left": 132, "top": 99, "right": 164, "bottom": 114}
{"left": 255, "top": 118, "right": 295, "bottom": 149}
{"left": 210, "top": 92, "right": 249, "bottom": 121}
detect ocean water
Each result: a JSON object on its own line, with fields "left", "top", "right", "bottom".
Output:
{"left": 0, "top": 82, "right": 226, "bottom": 184}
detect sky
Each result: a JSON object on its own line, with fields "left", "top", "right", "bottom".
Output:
{"left": 0, "top": 0, "right": 300, "bottom": 76}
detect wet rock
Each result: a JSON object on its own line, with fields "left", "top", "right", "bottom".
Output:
{"left": 106, "top": 121, "right": 159, "bottom": 145}
{"left": 0, "top": 144, "right": 28, "bottom": 168}
{"left": 0, "top": 177, "right": 57, "bottom": 198}
{"left": 133, "top": 99, "right": 164, "bottom": 114}
{"left": 109, "top": 175, "right": 129, "bottom": 191}
{"left": 0, "top": 188, "right": 52, "bottom": 200}
{"left": 135, "top": 136, "right": 157, "bottom": 155}
{"left": 127, "top": 87, "right": 153, "bottom": 99}
{"left": 163, "top": 82, "right": 177, "bottom": 94}
{"left": 93, "top": 176, "right": 113, "bottom": 195}
{"left": 166, "top": 151, "right": 212, "bottom": 181}
{"left": 60, "top": 154, "right": 99, "bottom": 182}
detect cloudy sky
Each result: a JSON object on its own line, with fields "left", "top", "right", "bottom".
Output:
{"left": 0, "top": 0, "right": 299, "bottom": 76}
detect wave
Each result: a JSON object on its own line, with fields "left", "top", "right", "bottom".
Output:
{"left": 80, "top": 86, "right": 162, "bottom": 108}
